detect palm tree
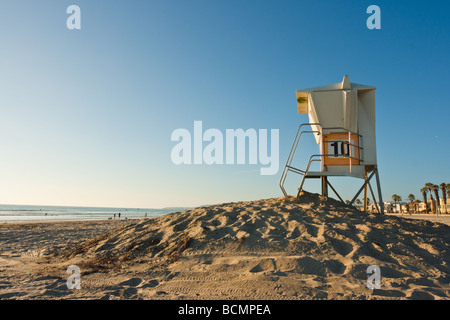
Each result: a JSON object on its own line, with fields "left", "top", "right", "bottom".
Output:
{"left": 425, "top": 183, "right": 435, "bottom": 213}
{"left": 440, "top": 183, "right": 448, "bottom": 214}
{"left": 366, "top": 198, "right": 372, "bottom": 212}
{"left": 431, "top": 184, "right": 441, "bottom": 215}
{"left": 392, "top": 194, "right": 401, "bottom": 213}
{"left": 407, "top": 194, "right": 415, "bottom": 213}
{"left": 421, "top": 187, "right": 429, "bottom": 213}
{"left": 353, "top": 199, "right": 362, "bottom": 211}
{"left": 447, "top": 184, "right": 450, "bottom": 214}
{"left": 414, "top": 199, "right": 420, "bottom": 213}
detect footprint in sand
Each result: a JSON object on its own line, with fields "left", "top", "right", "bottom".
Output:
{"left": 118, "top": 277, "right": 143, "bottom": 287}
{"left": 119, "top": 277, "right": 160, "bottom": 290}
{"left": 141, "top": 279, "right": 159, "bottom": 288}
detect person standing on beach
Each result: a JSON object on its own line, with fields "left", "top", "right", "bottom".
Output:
{"left": 118, "top": 212, "right": 121, "bottom": 219}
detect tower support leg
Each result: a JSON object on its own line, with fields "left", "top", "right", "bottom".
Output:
{"left": 375, "top": 169, "right": 384, "bottom": 214}
{"left": 321, "top": 176, "right": 328, "bottom": 197}
{"left": 364, "top": 171, "right": 368, "bottom": 212}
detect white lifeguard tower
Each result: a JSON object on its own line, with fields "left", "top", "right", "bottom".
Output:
{"left": 279, "top": 75, "right": 384, "bottom": 214}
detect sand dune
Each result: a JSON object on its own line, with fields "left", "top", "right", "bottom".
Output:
{"left": 1, "top": 192, "right": 449, "bottom": 299}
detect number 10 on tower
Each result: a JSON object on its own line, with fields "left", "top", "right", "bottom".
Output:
{"left": 322, "top": 133, "right": 361, "bottom": 166}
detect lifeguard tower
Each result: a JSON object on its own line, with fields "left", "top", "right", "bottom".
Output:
{"left": 279, "top": 75, "right": 384, "bottom": 214}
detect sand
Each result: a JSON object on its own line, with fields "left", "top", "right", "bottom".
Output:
{"left": 0, "top": 192, "right": 449, "bottom": 300}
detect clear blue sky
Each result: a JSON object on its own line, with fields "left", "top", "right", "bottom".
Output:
{"left": 0, "top": 0, "right": 449, "bottom": 207}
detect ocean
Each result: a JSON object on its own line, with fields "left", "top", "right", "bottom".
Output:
{"left": 0, "top": 204, "right": 184, "bottom": 222}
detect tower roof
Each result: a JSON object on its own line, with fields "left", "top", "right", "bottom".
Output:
{"left": 297, "top": 75, "right": 375, "bottom": 93}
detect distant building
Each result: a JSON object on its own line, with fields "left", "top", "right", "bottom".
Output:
{"left": 383, "top": 202, "right": 406, "bottom": 213}
{"left": 354, "top": 198, "right": 449, "bottom": 214}
{"left": 417, "top": 197, "right": 449, "bottom": 213}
